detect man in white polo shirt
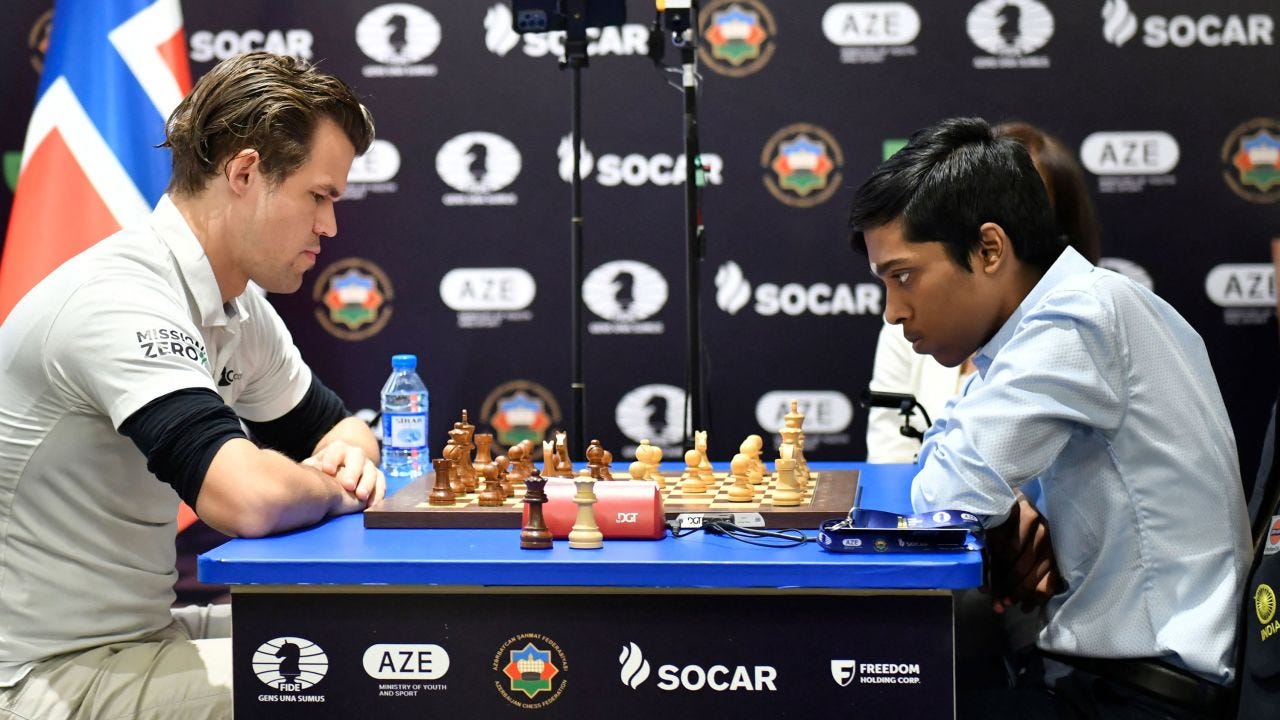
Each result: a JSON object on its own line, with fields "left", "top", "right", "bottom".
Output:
{"left": 0, "top": 52, "right": 383, "bottom": 719}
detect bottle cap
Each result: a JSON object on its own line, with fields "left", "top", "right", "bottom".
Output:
{"left": 391, "top": 354, "right": 417, "bottom": 370}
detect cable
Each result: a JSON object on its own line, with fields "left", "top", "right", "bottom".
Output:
{"left": 668, "top": 519, "right": 813, "bottom": 547}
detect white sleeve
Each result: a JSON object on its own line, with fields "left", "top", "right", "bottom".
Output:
{"left": 230, "top": 291, "right": 314, "bottom": 423}
{"left": 43, "top": 277, "right": 216, "bottom": 429}
{"left": 865, "top": 322, "right": 926, "bottom": 463}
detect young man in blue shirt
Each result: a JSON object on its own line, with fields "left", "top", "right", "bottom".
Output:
{"left": 850, "top": 116, "right": 1250, "bottom": 719}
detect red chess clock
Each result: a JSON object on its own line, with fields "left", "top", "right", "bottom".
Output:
{"left": 522, "top": 479, "right": 666, "bottom": 540}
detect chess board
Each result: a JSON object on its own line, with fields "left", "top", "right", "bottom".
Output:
{"left": 363, "top": 469, "right": 859, "bottom": 530}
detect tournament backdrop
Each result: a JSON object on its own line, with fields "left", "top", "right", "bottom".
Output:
{"left": 2, "top": 0, "right": 1279, "bottom": 480}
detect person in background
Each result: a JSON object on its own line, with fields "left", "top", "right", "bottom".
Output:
{"left": 850, "top": 116, "right": 1248, "bottom": 718}
{"left": 0, "top": 53, "right": 382, "bottom": 719}
{"left": 866, "top": 121, "right": 1100, "bottom": 463}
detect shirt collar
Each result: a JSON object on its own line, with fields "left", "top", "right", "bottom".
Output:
{"left": 151, "top": 194, "right": 250, "bottom": 327}
{"left": 973, "top": 246, "right": 1093, "bottom": 376}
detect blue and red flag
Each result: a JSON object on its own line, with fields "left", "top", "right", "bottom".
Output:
{"left": 0, "top": 0, "right": 191, "bottom": 323}
{"left": 1, "top": 0, "right": 195, "bottom": 528}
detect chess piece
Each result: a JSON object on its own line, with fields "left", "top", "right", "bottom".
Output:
{"left": 679, "top": 449, "right": 707, "bottom": 494}
{"left": 739, "top": 434, "right": 766, "bottom": 485}
{"left": 585, "top": 439, "right": 606, "bottom": 480}
{"left": 474, "top": 432, "right": 495, "bottom": 482}
{"left": 772, "top": 457, "right": 802, "bottom": 507}
{"left": 520, "top": 470, "right": 553, "bottom": 549}
{"left": 517, "top": 439, "right": 537, "bottom": 479}
{"left": 442, "top": 456, "right": 465, "bottom": 495}
{"left": 779, "top": 426, "right": 809, "bottom": 489}
{"left": 477, "top": 462, "right": 505, "bottom": 507}
{"left": 783, "top": 400, "right": 813, "bottom": 482}
{"left": 494, "top": 454, "right": 513, "bottom": 498}
{"left": 568, "top": 475, "right": 603, "bottom": 549}
{"left": 629, "top": 439, "right": 654, "bottom": 480}
{"left": 725, "top": 453, "right": 755, "bottom": 502}
{"left": 449, "top": 424, "right": 477, "bottom": 492}
{"left": 554, "top": 430, "right": 574, "bottom": 476}
{"left": 600, "top": 449, "right": 615, "bottom": 481}
{"left": 694, "top": 430, "right": 715, "bottom": 483}
{"left": 542, "top": 440, "right": 558, "bottom": 478}
{"left": 506, "top": 443, "right": 529, "bottom": 487}
{"left": 428, "top": 457, "right": 456, "bottom": 506}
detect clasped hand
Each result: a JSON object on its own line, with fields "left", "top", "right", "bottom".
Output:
{"left": 302, "top": 440, "right": 385, "bottom": 508}
{"left": 983, "top": 489, "right": 1062, "bottom": 613}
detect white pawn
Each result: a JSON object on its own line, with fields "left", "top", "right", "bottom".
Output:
{"left": 725, "top": 453, "right": 755, "bottom": 502}
{"left": 568, "top": 472, "right": 603, "bottom": 549}
{"left": 680, "top": 449, "right": 707, "bottom": 494}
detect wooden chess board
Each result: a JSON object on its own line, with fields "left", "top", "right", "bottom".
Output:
{"left": 363, "top": 470, "right": 859, "bottom": 530}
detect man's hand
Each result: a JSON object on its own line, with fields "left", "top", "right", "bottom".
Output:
{"left": 983, "top": 490, "right": 1062, "bottom": 613}
{"left": 303, "top": 439, "right": 386, "bottom": 508}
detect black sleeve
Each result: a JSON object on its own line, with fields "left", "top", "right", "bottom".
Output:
{"left": 242, "top": 374, "right": 350, "bottom": 462}
{"left": 118, "top": 387, "right": 248, "bottom": 508}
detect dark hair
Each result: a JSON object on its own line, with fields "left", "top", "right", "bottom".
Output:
{"left": 849, "top": 117, "right": 1065, "bottom": 273}
{"left": 162, "top": 52, "right": 374, "bottom": 196}
{"left": 994, "top": 121, "right": 1101, "bottom": 264}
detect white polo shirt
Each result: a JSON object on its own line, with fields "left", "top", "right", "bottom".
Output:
{"left": 0, "top": 195, "right": 312, "bottom": 686}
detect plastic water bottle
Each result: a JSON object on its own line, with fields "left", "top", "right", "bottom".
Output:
{"left": 380, "top": 354, "right": 428, "bottom": 479}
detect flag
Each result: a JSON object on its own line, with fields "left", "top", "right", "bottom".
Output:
{"left": 1, "top": 0, "right": 196, "bottom": 529}
{"left": 0, "top": 0, "right": 191, "bottom": 322}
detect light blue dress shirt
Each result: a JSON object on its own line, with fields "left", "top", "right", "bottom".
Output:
{"left": 911, "top": 247, "right": 1251, "bottom": 684}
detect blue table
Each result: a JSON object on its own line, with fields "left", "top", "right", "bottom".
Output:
{"left": 200, "top": 462, "right": 977, "bottom": 718}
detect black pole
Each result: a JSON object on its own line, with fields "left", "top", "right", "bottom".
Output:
{"left": 564, "top": 2, "right": 588, "bottom": 460}
{"left": 676, "top": 10, "right": 704, "bottom": 451}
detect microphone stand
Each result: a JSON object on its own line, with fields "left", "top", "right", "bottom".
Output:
{"left": 666, "top": 4, "right": 706, "bottom": 452}
{"left": 563, "top": 0, "right": 589, "bottom": 460}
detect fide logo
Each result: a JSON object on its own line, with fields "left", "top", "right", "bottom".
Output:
{"left": 616, "top": 384, "right": 687, "bottom": 449}
{"left": 436, "top": 131, "right": 521, "bottom": 206}
{"left": 698, "top": 0, "right": 777, "bottom": 77}
{"left": 966, "top": 0, "right": 1054, "bottom": 68}
{"left": 831, "top": 659, "right": 858, "bottom": 686}
{"left": 312, "top": 257, "right": 394, "bottom": 341}
{"left": 356, "top": 3, "right": 441, "bottom": 77}
{"left": 1221, "top": 118, "right": 1280, "bottom": 204}
{"left": 761, "top": 123, "right": 844, "bottom": 208}
{"left": 582, "top": 260, "right": 668, "bottom": 335}
{"left": 253, "top": 636, "right": 329, "bottom": 692}
{"left": 492, "top": 633, "right": 568, "bottom": 708}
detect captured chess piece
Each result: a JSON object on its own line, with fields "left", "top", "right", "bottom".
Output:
{"left": 679, "top": 448, "right": 708, "bottom": 494}
{"left": 772, "top": 457, "right": 802, "bottom": 507}
{"left": 520, "top": 470, "right": 553, "bottom": 549}
{"left": 428, "top": 457, "right": 456, "bottom": 506}
{"left": 726, "top": 453, "right": 755, "bottom": 502}
{"left": 739, "top": 434, "right": 766, "bottom": 485}
{"left": 568, "top": 473, "right": 603, "bottom": 549}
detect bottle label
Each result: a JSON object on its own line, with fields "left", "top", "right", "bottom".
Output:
{"left": 383, "top": 413, "right": 427, "bottom": 450}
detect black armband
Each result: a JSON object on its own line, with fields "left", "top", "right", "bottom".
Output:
{"left": 243, "top": 374, "right": 350, "bottom": 462}
{"left": 119, "top": 388, "right": 248, "bottom": 507}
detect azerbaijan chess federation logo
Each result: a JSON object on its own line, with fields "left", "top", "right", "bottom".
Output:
{"left": 312, "top": 257, "right": 394, "bottom": 341}
{"left": 761, "top": 123, "right": 844, "bottom": 208}
{"left": 698, "top": 0, "right": 777, "bottom": 77}
{"left": 492, "top": 633, "right": 568, "bottom": 708}
{"left": 480, "top": 380, "right": 562, "bottom": 447}
{"left": 253, "top": 636, "right": 329, "bottom": 691}
{"left": 1221, "top": 118, "right": 1280, "bottom": 204}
